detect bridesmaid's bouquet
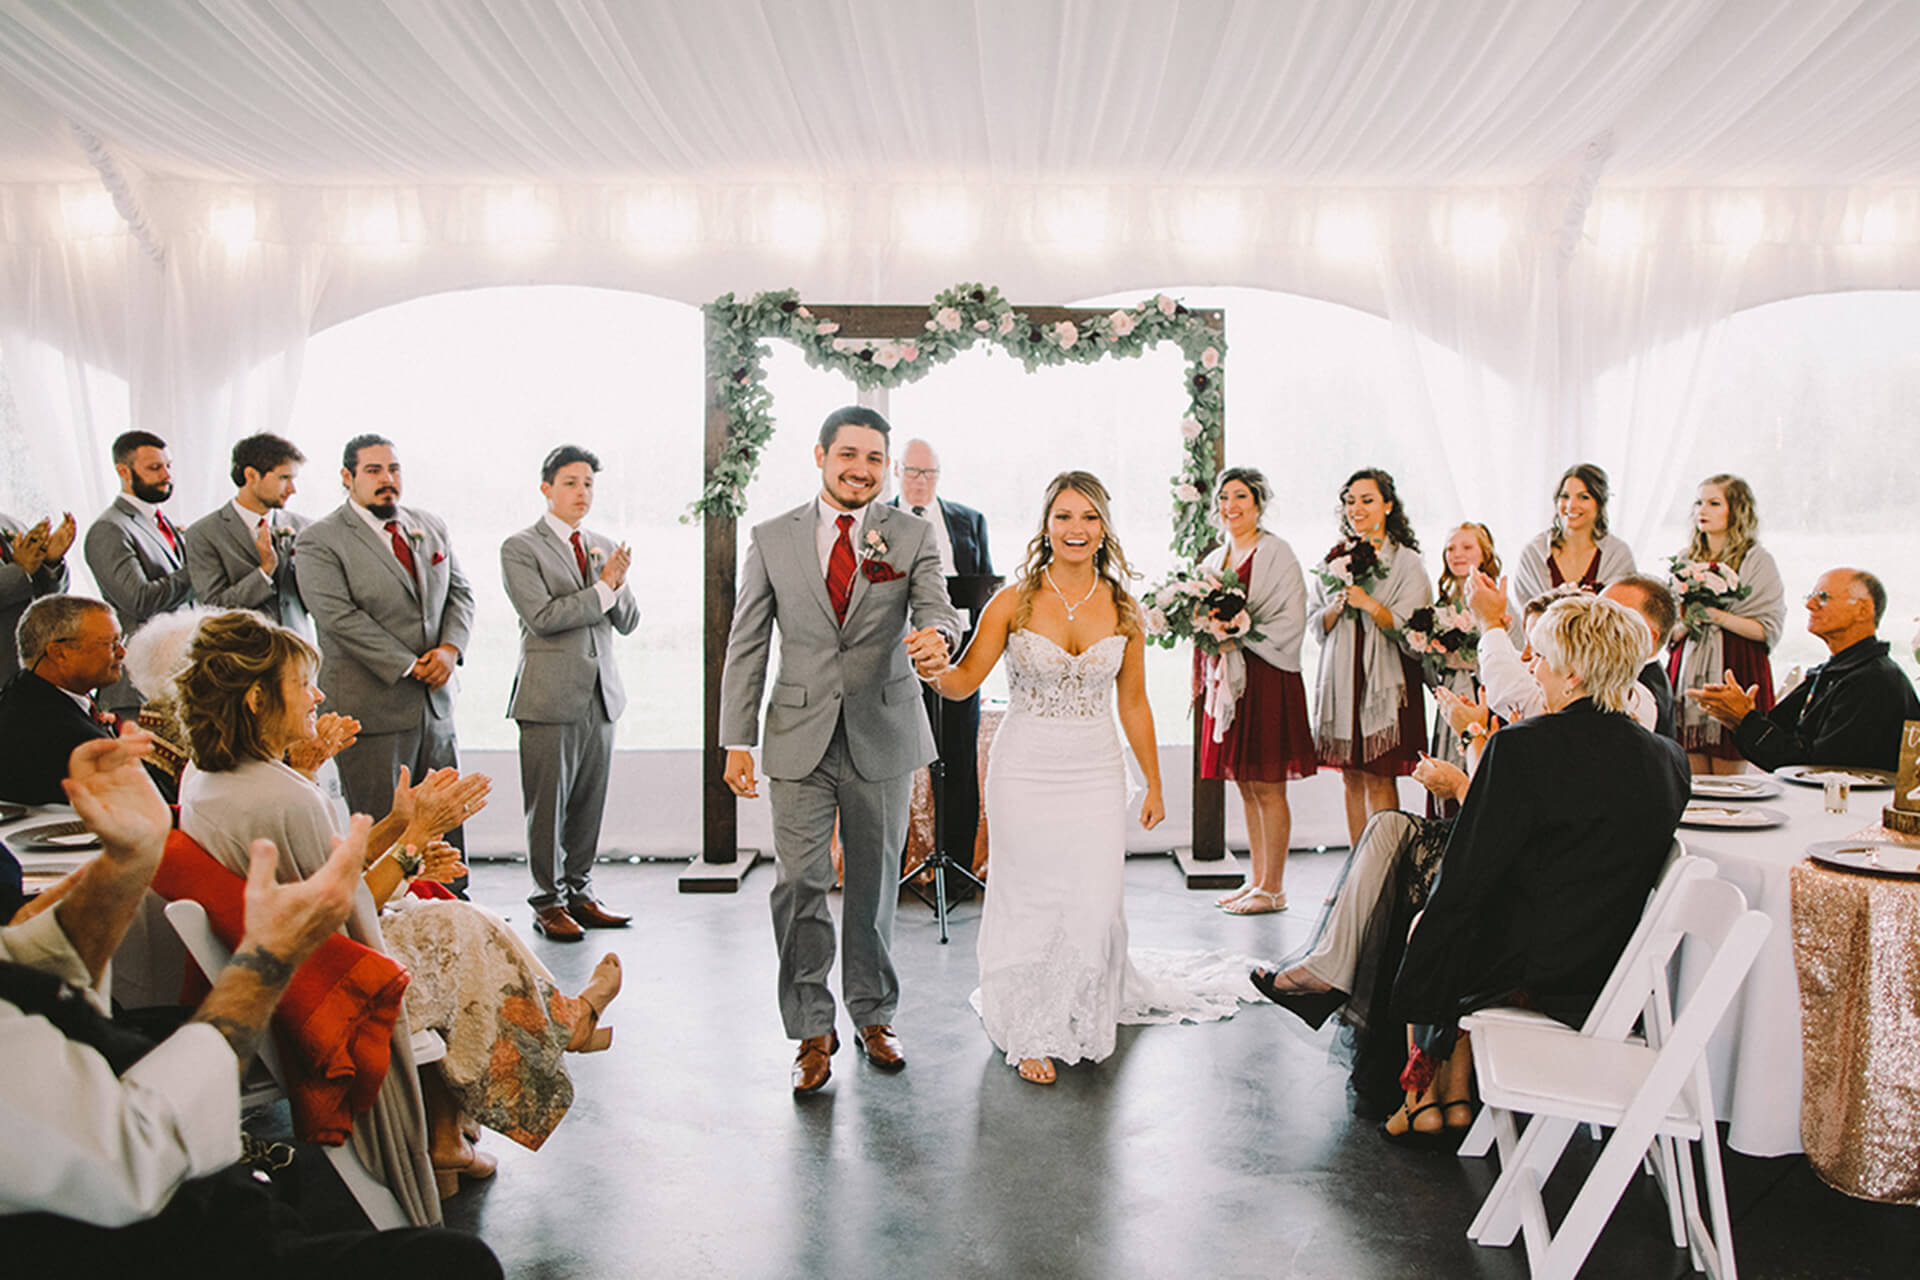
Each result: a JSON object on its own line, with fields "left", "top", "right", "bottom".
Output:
{"left": 1668, "top": 556, "right": 1751, "bottom": 640}
{"left": 1394, "top": 604, "right": 1480, "bottom": 685}
{"left": 1313, "top": 538, "right": 1389, "bottom": 616}
{"left": 1141, "top": 562, "right": 1264, "bottom": 657}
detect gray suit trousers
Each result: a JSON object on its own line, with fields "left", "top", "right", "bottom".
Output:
{"left": 333, "top": 710, "right": 465, "bottom": 855}
{"left": 518, "top": 705, "right": 614, "bottom": 907}
{"left": 768, "top": 717, "right": 910, "bottom": 1038}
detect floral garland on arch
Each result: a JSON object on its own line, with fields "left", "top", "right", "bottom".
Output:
{"left": 691, "top": 282, "right": 1226, "bottom": 560}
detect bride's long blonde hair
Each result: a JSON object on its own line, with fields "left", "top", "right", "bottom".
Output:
{"left": 1009, "top": 470, "right": 1141, "bottom": 639}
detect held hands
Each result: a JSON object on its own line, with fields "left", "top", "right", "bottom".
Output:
{"left": 411, "top": 644, "right": 459, "bottom": 688}
{"left": 600, "top": 542, "right": 633, "bottom": 591}
{"left": 286, "top": 712, "right": 360, "bottom": 778}
{"left": 1688, "top": 668, "right": 1758, "bottom": 728}
{"left": 62, "top": 730, "right": 168, "bottom": 870}
{"left": 905, "top": 626, "right": 951, "bottom": 679}
{"left": 723, "top": 749, "right": 759, "bottom": 799}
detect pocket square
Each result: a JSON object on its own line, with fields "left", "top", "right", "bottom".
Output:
{"left": 431, "top": 551, "right": 446, "bottom": 566}
{"left": 861, "top": 559, "right": 904, "bottom": 583}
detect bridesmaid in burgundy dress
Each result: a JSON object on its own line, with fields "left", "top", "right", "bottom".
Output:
{"left": 1199, "top": 467, "right": 1316, "bottom": 916}
{"left": 1666, "top": 474, "right": 1787, "bottom": 774}
{"left": 1510, "top": 462, "right": 1637, "bottom": 605}
{"left": 1307, "top": 469, "right": 1430, "bottom": 852}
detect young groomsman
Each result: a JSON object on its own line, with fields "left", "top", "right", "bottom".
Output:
{"left": 185, "top": 433, "right": 312, "bottom": 634}
{"left": 294, "top": 434, "right": 476, "bottom": 870}
{"left": 83, "top": 430, "right": 194, "bottom": 713}
{"left": 500, "top": 446, "right": 639, "bottom": 940}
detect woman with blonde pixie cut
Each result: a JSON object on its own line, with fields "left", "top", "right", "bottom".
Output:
{"left": 1378, "top": 594, "right": 1690, "bottom": 1146}
{"left": 176, "top": 610, "right": 623, "bottom": 1208}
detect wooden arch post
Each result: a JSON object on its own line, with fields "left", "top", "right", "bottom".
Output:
{"left": 689, "top": 301, "right": 1227, "bottom": 892}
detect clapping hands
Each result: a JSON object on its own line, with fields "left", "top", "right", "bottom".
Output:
{"left": 1688, "top": 668, "right": 1758, "bottom": 728}
{"left": 600, "top": 542, "right": 633, "bottom": 591}
{"left": 286, "top": 712, "right": 360, "bottom": 778}
{"left": 10, "top": 513, "right": 75, "bottom": 575}
{"left": 62, "top": 730, "right": 169, "bottom": 869}
{"left": 1465, "top": 571, "right": 1510, "bottom": 632}
{"left": 391, "top": 764, "right": 492, "bottom": 841}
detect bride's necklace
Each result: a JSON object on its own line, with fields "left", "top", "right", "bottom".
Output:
{"left": 1044, "top": 567, "right": 1099, "bottom": 620}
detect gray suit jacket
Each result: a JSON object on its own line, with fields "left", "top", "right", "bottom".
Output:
{"left": 720, "top": 500, "right": 959, "bottom": 782}
{"left": 0, "top": 513, "right": 70, "bottom": 680}
{"left": 500, "top": 521, "right": 640, "bottom": 723}
{"left": 84, "top": 495, "right": 194, "bottom": 707}
{"left": 293, "top": 502, "right": 475, "bottom": 735}
{"left": 183, "top": 504, "right": 313, "bottom": 634}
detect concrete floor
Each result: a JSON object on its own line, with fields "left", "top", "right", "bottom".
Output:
{"left": 281, "top": 850, "right": 1915, "bottom": 1278}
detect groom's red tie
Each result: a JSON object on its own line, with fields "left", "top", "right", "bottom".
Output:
{"left": 826, "top": 513, "right": 856, "bottom": 623}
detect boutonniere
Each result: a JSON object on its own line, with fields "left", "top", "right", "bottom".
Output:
{"left": 406, "top": 528, "right": 425, "bottom": 545}
{"left": 861, "top": 529, "right": 889, "bottom": 560}
{"left": 858, "top": 527, "right": 904, "bottom": 582}
{"left": 589, "top": 547, "right": 606, "bottom": 567}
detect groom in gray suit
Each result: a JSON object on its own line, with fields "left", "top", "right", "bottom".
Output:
{"left": 721, "top": 406, "right": 958, "bottom": 1094}
{"left": 501, "top": 445, "right": 640, "bottom": 940}
{"left": 295, "top": 434, "right": 476, "bottom": 867}
{"left": 184, "top": 432, "right": 312, "bottom": 635}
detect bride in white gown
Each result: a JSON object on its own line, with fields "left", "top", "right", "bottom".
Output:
{"left": 927, "top": 471, "right": 1255, "bottom": 1084}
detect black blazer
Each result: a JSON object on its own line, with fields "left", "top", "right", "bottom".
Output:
{"left": 892, "top": 497, "right": 992, "bottom": 578}
{"left": 1734, "top": 637, "right": 1920, "bottom": 772}
{"left": 0, "top": 670, "right": 114, "bottom": 805}
{"left": 1393, "top": 699, "right": 1690, "bottom": 1029}
{"left": 1638, "top": 659, "right": 1676, "bottom": 741}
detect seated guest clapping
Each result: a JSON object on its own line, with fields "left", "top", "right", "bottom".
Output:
{"left": 1690, "top": 568, "right": 1920, "bottom": 773}
{"left": 0, "top": 737, "right": 500, "bottom": 1276}
{"left": 0, "top": 595, "right": 175, "bottom": 804}
{"left": 175, "top": 611, "right": 622, "bottom": 1206}
{"left": 1383, "top": 594, "right": 1689, "bottom": 1144}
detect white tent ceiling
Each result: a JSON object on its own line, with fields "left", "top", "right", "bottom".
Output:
{"left": 2, "top": 0, "right": 1919, "bottom": 190}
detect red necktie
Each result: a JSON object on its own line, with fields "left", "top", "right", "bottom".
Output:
{"left": 826, "top": 514, "right": 856, "bottom": 624}
{"left": 384, "top": 520, "right": 417, "bottom": 579}
{"left": 155, "top": 511, "right": 178, "bottom": 554}
{"left": 570, "top": 530, "right": 591, "bottom": 585}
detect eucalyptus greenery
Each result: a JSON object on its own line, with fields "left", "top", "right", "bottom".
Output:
{"left": 691, "top": 282, "right": 1225, "bottom": 560}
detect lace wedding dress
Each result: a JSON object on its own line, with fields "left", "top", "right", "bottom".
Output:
{"left": 972, "top": 630, "right": 1256, "bottom": 1066}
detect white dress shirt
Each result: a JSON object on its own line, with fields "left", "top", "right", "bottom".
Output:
{"left": 0, "top": 908, "right": 241, "bottom": 1225}
{"left": 541, "top": 512, "right": 616, "bottom": 612}
{"left": 906, "top": 500, "right": 955, "bottom": 576}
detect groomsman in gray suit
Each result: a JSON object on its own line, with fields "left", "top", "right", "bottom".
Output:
{"left": 500, "top": 445, "right": 640, "bottom": 940}
{"left": 295, "top": 434, "right": 476, "bottom": 869}
{"left": 83, "top": 430, "right": 194, "bottom": 713}
{"left": 184, "top": 432, "right": 312, "bottom": 634}
{"left": 0, "top": 508, "right": 76, "bottom": 679}
{"left": 720, "top": 406, "right": 959, "bottom": 1094}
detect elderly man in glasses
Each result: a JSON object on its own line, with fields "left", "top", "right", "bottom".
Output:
{"left": 1691, "top": 568, "right": 1920, "bottom": 772}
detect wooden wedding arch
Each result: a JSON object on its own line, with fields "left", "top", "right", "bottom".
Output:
{"left": 691, "top": 286, "right": 1230, "bottom": 890}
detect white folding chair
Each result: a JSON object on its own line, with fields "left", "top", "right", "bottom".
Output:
{"left": 1462, "top": 874, "right": 1770, "bottom": 1280}
{"left": 163, "top": 898, "right": 444, "bottom": 1230}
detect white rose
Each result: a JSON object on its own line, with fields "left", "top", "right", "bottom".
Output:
{"left": 874, "top": 342, "right": 902, "bottom": 369}
{"left": 1179, "top": 416, "right": 1202, "bottom": 440}
{"left": 1173, "top": 482, "right": 1201, "bottom": 502}
{"left": 935, "top": 306, "right": 963, "bottom": 331}
{"left": 1108, "top": 309, "right": 1136, "bottom": 337}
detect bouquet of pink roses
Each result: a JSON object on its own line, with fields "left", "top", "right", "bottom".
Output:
{"left": 1141, "top": 562, "right": 1264, "bottom": 658}
{"left": 1393, "top": 603, "right": 1481, "bottom": 685}
{"left": 1668, "top": 555, "right": 1752, "bottom": 641}
{"left": 1312, "top": 538, "right": 1390, "bottom": 616}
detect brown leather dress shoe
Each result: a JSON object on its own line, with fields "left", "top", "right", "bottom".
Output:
{"left": 792, "top": 1031, "right": 839, "bottom": 1094}
{"left": 856, "top": 1024, "right": 906, "bottom": 1071}
{"left": 567, "top": 896, "right": 632, "bottom": 928}
{"left": 532, "top": 905, "right": 584, "bottom": 941}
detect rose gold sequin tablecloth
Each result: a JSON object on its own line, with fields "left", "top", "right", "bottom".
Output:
{"left": 902, "top": 709, "right": 1004, "bottom": 882}
{"left": 1791, "top": 860, "right": 1920, "bottom": 1203}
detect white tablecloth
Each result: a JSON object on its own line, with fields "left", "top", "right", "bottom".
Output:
{"left": 1681, "top": 776, "right": 1874, "bottom": 1157}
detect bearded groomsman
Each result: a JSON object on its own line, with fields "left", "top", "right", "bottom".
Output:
{"left": 295, "top": 434, "right": 476, "bottom": 867}
{"left": 185, "top": 433, "right": 312, "bottom": 634}
{"left": 500, "top": 445, "right": 640, "bottom": 940}
{"left": 83, "top": 431, "right": 194, "bottom": 713}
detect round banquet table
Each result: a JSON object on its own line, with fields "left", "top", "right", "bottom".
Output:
{"left": 1678, "top": 773, "right": 1877, "bottom": 1157}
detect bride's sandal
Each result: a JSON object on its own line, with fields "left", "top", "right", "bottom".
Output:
{"left": 1221, "top": 888, "right": 1287, "bottom": 916}
{"left": 1214, "top": 882, "right": 1253, "bottom": 908}
{"left": 567, "top": 953, "right": 622, "bottom": 1053}
{"left": 1017, "top": 1057, "right": 1056, "bottom": 1085}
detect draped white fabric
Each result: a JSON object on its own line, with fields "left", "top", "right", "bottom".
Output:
{"left": 0, "top": 0, "right": 1918, "bottom": 543}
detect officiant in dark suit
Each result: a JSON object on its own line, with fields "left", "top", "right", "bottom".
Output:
{"left": 891, "top": 439, "right": 993, "bottom": 882}
{"left": 184, "top": 432, "right": 311, "bottom": 635}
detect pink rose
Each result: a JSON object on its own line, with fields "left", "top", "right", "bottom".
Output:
{"left": 816, "top": 322, "right": 840, "bottom": 335}
{"left": 797, "top": 305, "right": 812, "bottom": 318}
{"left": 1201, "top": 346, "right": 1220, "bottom": 369}
{"left": 974, "top": 318, "right": 991, "bottom": 331}
{"left": 935, "top": 306, "right": 963, "bottom": 331}
{"left": 901, "top": 343, "right": 920, "bottom": 362}
{"left": 997, "top": 313, "right": 1015, "bottom": 335}
{"left": 1108, "top": 309, "right": 1136, "bottom": 337}
{"left": 1156, "top": 294, "right": 1176, "bottom": 316}
{"left": 1055, "top": 321, "right": 1079, "bottom": 349}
